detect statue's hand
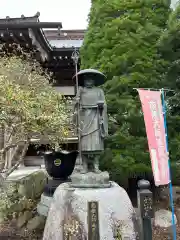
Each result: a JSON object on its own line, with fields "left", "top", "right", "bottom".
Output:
{"left": 75, "top": 97, "right": 80, "bottom": 102}
{"left": 73, "top": 111, "right": 78, "bottom": 116}
{"left": 97, "top": 101, "right": 104, "bottom": 108}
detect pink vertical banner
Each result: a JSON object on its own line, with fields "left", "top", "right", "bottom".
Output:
{"left": 137, "top": 89, "right": 170, "bottom": 186}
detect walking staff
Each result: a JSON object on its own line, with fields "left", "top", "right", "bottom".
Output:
{"left": 71, "top": 48, "right": 82, "bottom": 167}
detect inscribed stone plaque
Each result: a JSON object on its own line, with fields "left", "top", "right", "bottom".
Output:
{"left": 138, "top": 190, "right": 153, "bottom": 218}
{"left": 88, "top": 201, "right": 100, "bottom": 240}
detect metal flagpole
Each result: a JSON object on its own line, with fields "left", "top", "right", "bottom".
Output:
{"left": 161, "top": 89, "right": 177, "bottom": 240}
{"left": 71, "top": 48, "right": 82, "bottom": 167}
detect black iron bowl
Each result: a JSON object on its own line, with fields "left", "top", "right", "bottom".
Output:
{"left": 43, "top": 150, "right": 78, "bottom": 179}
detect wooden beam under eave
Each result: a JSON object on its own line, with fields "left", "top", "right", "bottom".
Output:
{"left": 9, "top": 32, "right": 22, "bottom": 45}
{"left": 19, "top": 32, "right": 27, "bottom": 42}
{"left": 30, "top": 136, "right": 78, "bottom": 144}
{"left": 0, "top": 32, "right": 5, "bottom": 42}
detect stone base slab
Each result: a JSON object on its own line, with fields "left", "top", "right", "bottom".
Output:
{"left": 70, "top": 171, "right": 110, "bottom": 188}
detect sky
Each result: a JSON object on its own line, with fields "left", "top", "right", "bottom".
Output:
{"left": 0, "top": 0, "right": 178, "bottom": 30}
{"left": 171, "top": 0, "right": 178, "bottom": 8}
{"left": 0, "top": 0, "right": 91, "bottom": 30}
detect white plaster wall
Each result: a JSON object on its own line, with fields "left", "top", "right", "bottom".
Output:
{"left": 54, "top": 86, "right": 75, "bottom": 95}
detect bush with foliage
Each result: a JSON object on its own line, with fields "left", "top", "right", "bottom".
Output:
{"left": 81, "top": 0, "right": 171, "bottom": 184}
{"left": 0, "top": 44, "right": 71, "bottom": 178}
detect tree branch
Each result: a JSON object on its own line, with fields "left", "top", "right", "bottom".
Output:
{"left": 0, "top": 140, "right": 28, "bottom": 154}
{"left": 0, "top": 124, "right": 4, "bottom": 150}
{"left": 2, "top": 141, "right": 29, "bottom": 178}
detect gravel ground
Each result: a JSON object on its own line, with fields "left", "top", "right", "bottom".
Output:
{"left": 0, "top": 220, "right": 43, "bottom": 240}
{"left": 152, "top": 201, "right": 180, "bottom": 239}
{"left": 152, "top": 224, "right": 180, "bottom": 240}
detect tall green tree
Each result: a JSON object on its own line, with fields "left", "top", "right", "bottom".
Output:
{"left": 158, "top": 2, "right": 180, "bottom": 183}
{"left": 81, "top": 0, "right": 171, "bottom": 184}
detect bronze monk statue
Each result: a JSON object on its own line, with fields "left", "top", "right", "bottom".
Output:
{"left": 73, "top": 69, "right": 108, "bottom": 174}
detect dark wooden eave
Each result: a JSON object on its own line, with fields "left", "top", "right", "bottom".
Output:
{"left": 0, "top": 22, "right": 62, "bottom": 29}
{"left": 0, "top": 13, "right": 62, "bottom": 62}
{"left": 0, "top": 14, "right": 84, "bottom": 86}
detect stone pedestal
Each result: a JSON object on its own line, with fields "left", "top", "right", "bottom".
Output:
{"left": 43, "top": 182, "right": 138, "bottom": 240}
{"left": 70, "top": 171, "right": 110, "bottom": 188}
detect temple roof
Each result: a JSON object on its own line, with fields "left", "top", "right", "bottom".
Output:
{"left": 0, "top": 13, "right": 58, "bottom": 61}
{"left": 0, "top": 13, "right": 85, "bottom": 86}
{"left": 0, "top": 13, "right": 85, "bottom": 62}
{"left": 44, "top": 29, "right": 85, "bottom": 48}
{"left": 44, "top": 29, "right": 85, "bottom": 40}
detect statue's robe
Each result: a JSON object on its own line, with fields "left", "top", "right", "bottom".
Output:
{"left": 74, "top": 86, "right": 108, "bottom": 153}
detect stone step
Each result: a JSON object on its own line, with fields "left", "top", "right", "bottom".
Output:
{"left": 6, "top": 166, "right": 42, "bottom": 182}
